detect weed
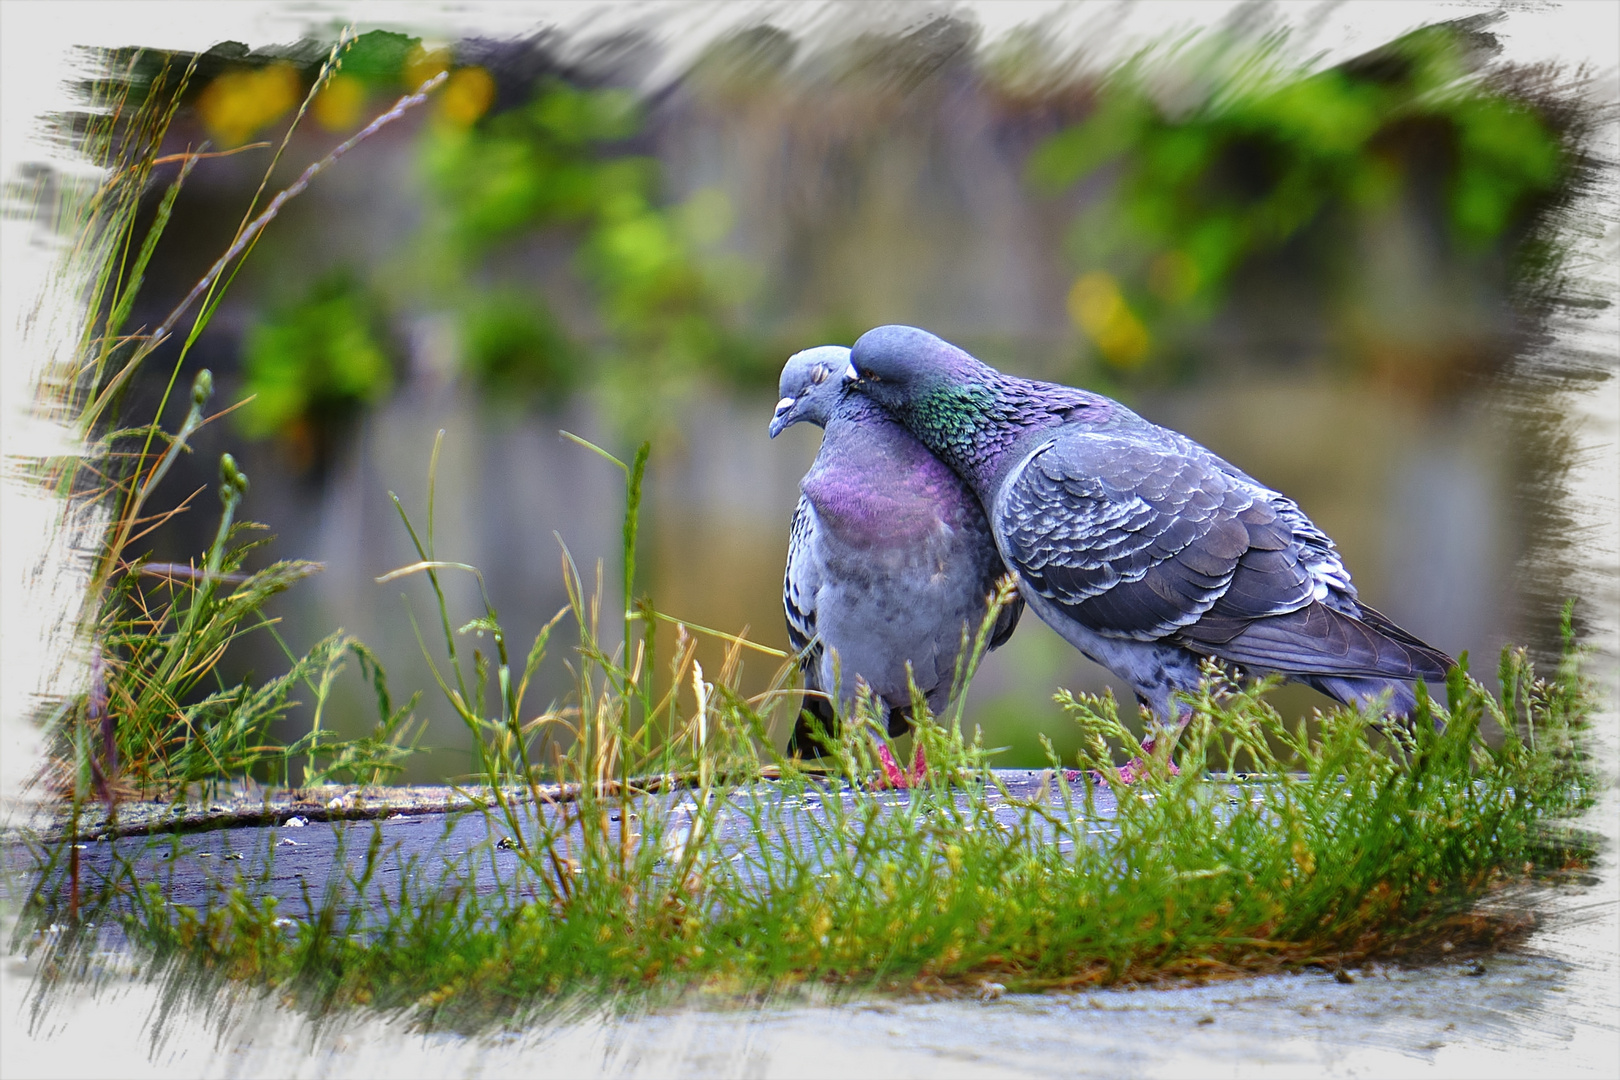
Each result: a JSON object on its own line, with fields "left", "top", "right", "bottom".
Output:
{"left": 18, "top": 42, "right": 444, "bottom": 807}
{"left": 10, "top": 433, "right": 1594, "bottom": 1032}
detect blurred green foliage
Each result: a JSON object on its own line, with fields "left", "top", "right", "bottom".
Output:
{"left": 334, "top": 29, "right": 418, "bottom": 87}
{"left": 423, "top": 81, "right": 645, "bottom": 242}
{"left": 1028, "top": 23, "right": 1568, "bottom": 377}
{"left": 238, "top": 268, "right": 393, "bottom": 446}
{"left": 459, "top": 288, "right": 579, "bottom": 403}
{"left": 419, "top": 78, "right": 744, "bottom": 431}
{"left": 223, "top": 21, "right": 1572, "bottom": 442}
{"left": 227, "top": 32, "right": 748, "bottom": 446}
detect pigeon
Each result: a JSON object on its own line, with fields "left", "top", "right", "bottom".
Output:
{"left": 843, "top": 325, "right": 1455, "bottom": 763}
{"left": 770, "top": 345, "right": 1023, "bottom": 784}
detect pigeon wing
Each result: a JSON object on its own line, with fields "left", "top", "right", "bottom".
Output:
{"left": 998, "top": 430, "right": 1451, "bottom": 680}
{"left": 782, "top": 495, "right": 821, "bottom": 672}
{"left": 783, "top": 496, "right": 844, "bottom": 756}
{"left": 995, "top": 431, "right": 1319, "bottom": 643}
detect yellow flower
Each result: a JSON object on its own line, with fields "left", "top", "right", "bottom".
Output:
{"left": 1068, "top": 271, "right": 1151, "bottom": 369}
{"left": 197, "top": 64, "right": 300, "bottom": 147}
{"left": 438, "top": 66, "right": 495, "bottom": 127}
{"left": 404, "top": 44, "right": 452, "bottom": 89}
{"left": 312, "top": 73, "right": 366, "bottom": 131}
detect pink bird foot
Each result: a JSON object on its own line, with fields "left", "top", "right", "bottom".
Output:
{"left": 875, "top": 741, "right": 928, "bottom": 789}
{"left": 1065, "top": 738, "right": 1180, "bottom": 786}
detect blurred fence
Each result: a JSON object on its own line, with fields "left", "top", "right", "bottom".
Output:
{"left": 87, "top": 17, "right": 1595, "bottom": 777}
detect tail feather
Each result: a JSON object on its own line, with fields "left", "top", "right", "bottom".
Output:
{"left": 1303, "top": 674, "right": 1446, "bottom": 730}
{"left": 1305, "top": 675, "right": 1417, "bottom": 716}
{"left": 1352, "top": 602, "right": 1456, "bottom": 672}
{"left": 1198, "top": 601, "right": 1454, "bottom": 683}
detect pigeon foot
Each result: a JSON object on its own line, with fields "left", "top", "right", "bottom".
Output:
{"left": 1066, "top": 737, "right": 1180, "bottom": 786}
{"left": 874, "top": 741, "right": 928, "bottom": 789}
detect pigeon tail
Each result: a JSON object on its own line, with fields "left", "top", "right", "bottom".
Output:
{"left": 1301, "top": 674, "right": 1442, "bottom": 724}
{"left": 1189, "top": 601, "right": 1454, "bottom": 683}
{"left": 1352, "top": 601, "right": 1457, "bottom": 671}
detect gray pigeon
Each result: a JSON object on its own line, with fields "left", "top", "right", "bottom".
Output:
{"left": 844, "top": 325, "right": 1454, "bottom": 744}
{"left": 770, "top": 345, "right": 1022, "bottom": 780}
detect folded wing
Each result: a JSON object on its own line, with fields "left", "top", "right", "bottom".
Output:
{"left": 996, "top": 431, "right": 1452, "bottom": 681}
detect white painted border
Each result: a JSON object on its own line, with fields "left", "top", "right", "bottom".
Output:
{"left": 2, "top": 3, "right": 1614, "bottom": 1077}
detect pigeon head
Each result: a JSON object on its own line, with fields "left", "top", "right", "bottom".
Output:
{"left": 847, "top": 324, "right": 1109, "bottom": 490}
{"left": 845, "top": 325, "right": 989, "bottom": 414}
{"left": 769, "top": 345, "right": 852, "bottom": 438}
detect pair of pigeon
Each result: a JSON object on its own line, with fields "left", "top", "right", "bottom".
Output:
{"left": 770, "top": 325, "right": 1454, "bottom": 784}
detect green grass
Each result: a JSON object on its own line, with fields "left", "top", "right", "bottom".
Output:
{"left": 12, "top": 434, "right": 1597, "bottom": 1032}
{"left": 22, "top": 40, "right": 446, "bottom": 806}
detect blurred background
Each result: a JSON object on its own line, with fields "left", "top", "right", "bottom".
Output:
{"left": 83, "top": 8, "right": 1604, "bottom": 780}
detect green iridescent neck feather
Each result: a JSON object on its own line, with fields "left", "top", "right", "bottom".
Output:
{"left": 904, "top": 382, "right": 1008, "bottom": 483}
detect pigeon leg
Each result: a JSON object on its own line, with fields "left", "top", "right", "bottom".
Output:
{"left": 873, "top": 741, "right": 912, "bottom": 789}
{"left": 1112, "top": 741, "right": 1182, "bottom": 785}
{"left": 1069, "top": 704, "right": 1190, "bottom": 786}
{"left": 910, "top": 740, "right": 928, "bottom": 784}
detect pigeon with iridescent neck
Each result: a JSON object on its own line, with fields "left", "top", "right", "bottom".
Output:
{"left": 771, "top": 345, "right": 1022, "bottom": 786}
{"left": 844, "top": 325, "right": 1454, "bottom": 780}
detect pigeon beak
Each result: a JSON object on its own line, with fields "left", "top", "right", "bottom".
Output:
{"left": 768, "top": 396, "right": 797, "bottom": 439}
{"left": 841, "top": 361, "right": 861, "bottom": 387}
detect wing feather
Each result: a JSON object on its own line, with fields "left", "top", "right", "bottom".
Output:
{"left": 996, "top": 426, "right": 1454, "bottom": 680}
{"left": 997, "top": 430, "right": 1347, "bottom": 647}
{"left": 998, "top": 433, "right": 1282, "bottom": 640}
{"left": 782, "top": 496, "right": 820, "bottom": 681}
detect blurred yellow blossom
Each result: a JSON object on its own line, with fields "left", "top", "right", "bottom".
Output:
{"left": 404, "top": 44, "right": 452, "bottom": 89}
{"left": 197, "top": 64, "right": 300, "bottom": 147}
{"left": 313, "top": 73, "right": 366, "bottom": 131}
{"left": 1069, "top": 271, "right": 1151, "bottom": 368}
{"left": 437, "top": 67, "right": 495, "bottom": 127}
